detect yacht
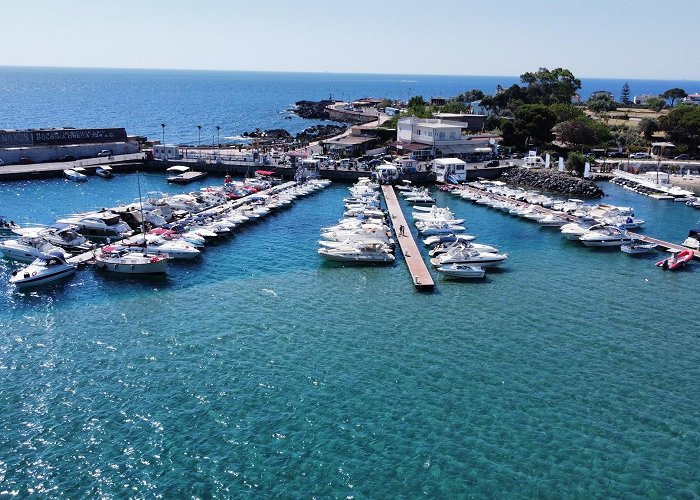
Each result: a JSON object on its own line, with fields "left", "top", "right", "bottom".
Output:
{"left": 95, "top": 245, "right": 168, "bottom": 274}
{"left": 423, "top": 233, "right": 476, "bottom": 247}
{"left": 15, "top": 224, "right": 93, "bottom": 253}
{"left": 0, "top": 237, "right": 69, "bottom": 263}
{"left": 682, "top": 229, "right": 699, "bottom": 250}
{"left": 64, "top": 168, "right": 88, "bottom": 182}
{"left": 57, "top": 211, "right": 132, "bottom": 239}
{"left": 0, "top": 216, "right": 20, "bottom": 235}
{"left": 560, "top": 221, "right": 597, "bottom": 241}
{"left": 430, "top": 247, "right": 508, "bottom": 267}
{"left": 428, "top": 240, "right": 499, "bottom": 257}
{"left": 121, "top": 235, "right": 201, "bottom": 260}
{"left": 9, "top": 251, "right": 77, "bottom": 288}
{"left": 538, "top": 214, "right": 568, "bottom": 227}
{"left": 96, "top": 165, "right": 113, "bottom": 178}
{"left": 579, "top": 226, "right": 634, "bottom": 247}
{"left": 320, "top": 224, "right": 390, "bottom": 243}
{"left": 415, "top": 220, "right": 465, "bottom": 235}
{"left": 436, "top": 263, "right": 486, "bottom": 279}
{"left": 318, "top": 242, "right": 395, "bottom": 263}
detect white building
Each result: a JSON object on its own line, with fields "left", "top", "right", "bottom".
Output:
{"left": 633, "top": 94, "right": 659, "bottom": 105}
{"left": 395, "top": 117, "right": 498, "bottom": 160}
{"left": 431, "top": 158, "right": 467, "bottom": 183}
{"left": 682, "top": 93, "right": 700, "bottom": 105}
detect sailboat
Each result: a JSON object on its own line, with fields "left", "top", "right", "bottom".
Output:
{"left": 94, "top": 173, "right": 168, "bottom": 274}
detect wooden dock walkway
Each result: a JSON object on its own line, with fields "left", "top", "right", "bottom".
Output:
{"left": 628, "top": 232, "right": 700, "bottom": 258}
{"left": 381, "top": 185, "right": 435, "bottom": 291}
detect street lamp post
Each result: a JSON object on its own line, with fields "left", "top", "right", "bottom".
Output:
{"left": 161, "top": 123, "right": 166, "bottom": 145}
{"left": 197, "top": 125, "right": 202, "bottom": 158}
{"left": 216, "top": 126, "right": 221, "bottom": 159}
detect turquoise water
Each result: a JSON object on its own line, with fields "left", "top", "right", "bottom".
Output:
{"left": 1, "top": 174, "right": 699, "bottom": 497}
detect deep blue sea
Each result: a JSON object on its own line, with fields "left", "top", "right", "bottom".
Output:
{"left": 1, "top": 68, "right": 700, "bottom": 497}
{"left": 1, "top": 66, "right": 699, "bottom": 145}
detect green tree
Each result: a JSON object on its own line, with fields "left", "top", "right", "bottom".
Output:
{"left": 587, "top": 95, "right": 617, "bottom": 121}
{"left": 439, "top": 100, "right": 469, "bottom": 114}
{"left": 659, "top": 104, "right": 700, "bottom": 153}
{"left": 620, "top": 82, "right": 631, "bottom": 105}
{"left": 645, "top": 97, "right": 665, "bottom": 112}
{"left": 660, "top": 88, "right": 687, "bottom": 107}
{"left": 638, "top": 118, "right": 659, "bottom": 141}
{"left": 519, "top": 67, "right": 582, "bottom": 104}
{"left": 456, "top": 89, "right": 485, "bottom": 103}
{"left": 566, "top": 151, "right": 587, "bottom": 176}
{"left": 549, "top": 103, "right": 586, "bottom": 123}
{"left": 407, "top": 96, "right": 427, "bottom": 108}
{"left": 554, "top": 118, "right": 599, "bottom": 151}
{"left": 513, "top": 104, "right": 557, "bottom": 148}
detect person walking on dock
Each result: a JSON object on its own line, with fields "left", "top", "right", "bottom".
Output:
{"left": 399, "top": 224, "right": 406, "bottom": 237}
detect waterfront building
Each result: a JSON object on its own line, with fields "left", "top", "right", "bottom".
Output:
{"left": 394, "top": 117, "right": 500, "bottom": 161}
{"left": 681, "top": 92, "right": 700, "bottom": 105}
{"left": 0, "top": 127, "right": 140, "bottom": 165}
{"left": 633, "top": 93, "right": 660, "bottom": 105}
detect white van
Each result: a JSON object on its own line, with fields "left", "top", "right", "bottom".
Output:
{"left": 522, "top": 155, "right": 546, "bottom": 168}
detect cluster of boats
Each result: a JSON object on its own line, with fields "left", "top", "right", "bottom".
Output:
{"left": 610, "top": 170, "right": 695, "bottom": 202}
{"left": 317, "top": 178, "right": 395, "bottom": 263}
{"left": 2, "top": 177, "right": 331, "bottom": 288}
{"left": 447, "top": 180, "right": 697, "bottom": 269}
{"left": 401, "top": 189, "right": 507, "bottom": 279}
{"left": 63, "top": 166, "right": 113, "bottom": 181}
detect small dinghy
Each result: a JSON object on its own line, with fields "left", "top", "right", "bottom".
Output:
{"left": 436, "top": 263, "right": 486, "bottom": 279}
{"left": 620, "top": 241, "right": 657, "bottom": 255}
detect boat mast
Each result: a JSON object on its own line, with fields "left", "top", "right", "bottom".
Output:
{"left": 137, "top": 171, "right": 148, "bottom": 256}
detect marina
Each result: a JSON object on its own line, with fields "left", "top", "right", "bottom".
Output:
{"left": 1, "top": 66, "right": 700, "bottom": 498}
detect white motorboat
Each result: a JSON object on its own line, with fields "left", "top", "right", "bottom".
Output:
{"left": 57, "top": 211, "right": 132, "bottom": 239}
{"left": 436, "top": 263, "right": 486, "bottom": 279}
{"left": 0, "top": 216, "right": 20, "bottom": 235}
{"left": 318, "top": 242, "right": 395, "bottom": 263}
{"left": 0, "top": 236, "right": 69, "bottom": 263}
{"left": 321, "top": 224, "right": 390, "bottom": 243}
{"left": 538, "top": 214, "right": 568, "bottom": 227}
{"left": 96, "top": 165, "right": 113, "bottom": 178}
{"left": 64, "top": 168, "right": 88, "bottom": 182}
{"left": 560, "top": 221, "right": 596, "bottom": 241}
{"left": 15, "top": 224, "right": 93, "bottom": 253}
{"left": 430, "top": 247, "right": 508, "bottom": 267}
{"left": 9, "top": 251, "right": 76, "bottom": 288}
{"left": 600, "top": 215, "right": 646, "bottom": 230}
{"left": 428, "top": 240, "right": 499, "bottom": 257}
{"left": 423, "top": 233, "right": 476, "bottom": 246}
{"left": 95, "top": 245, "right": 168, "bottom": 274}
{"left": 621, "top": 241, "right": 657, "bottom": 255}
{"left": 579, "top": 226, "right": 634, "bottom": 247}
{"left": 318, "top": 239, "right": 393, "bottom": 251}
{"left": 121, "top": 235, "right": 201, "bottom": 260}
{"left": 682, "top": 229, "right": 699, "bottom": 250}
{"left": 415, "top": 220, "right": 465, "bottom": 235}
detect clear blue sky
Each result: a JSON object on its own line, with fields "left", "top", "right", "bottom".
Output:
{"left": 2, "top": 0, "right": 698, "bottom": 80}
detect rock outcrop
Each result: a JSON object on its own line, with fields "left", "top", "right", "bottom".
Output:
{"left": 499, "top": 168, "right": 605, "bottom": 198}
{"left": 293, "top": 100, "right": 334, "bottom": 120}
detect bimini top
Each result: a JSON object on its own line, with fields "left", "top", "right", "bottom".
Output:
{"left": 166, "top": 165, "right": 190, "bottom": 173}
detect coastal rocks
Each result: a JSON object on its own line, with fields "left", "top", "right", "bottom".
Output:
{"left": 295, "top": 124, "right": 345, "bottom": 143}
{"left": 499, "top": 168, "right": 605, "bottom": 198}
{"left": 293, "top": 100, "right": 334, "bottom": 120}
{"left": 243, "top": 128, "right": 291, "bottom": 139}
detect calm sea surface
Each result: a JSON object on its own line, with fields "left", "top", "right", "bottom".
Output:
{"left": 0, "top": 68, "right": 699, "bottom": 497}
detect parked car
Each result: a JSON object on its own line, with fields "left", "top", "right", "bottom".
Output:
{"left": 607, "top": 151, "right": 624, "bottom": 158}
{"left": 629, "top": 152, "right": 650, "bottom": 159}
{"left": 19, "top": 157, "right": 35, "bottom": 164}
{"left": 97, "top": 149, "right": 113, "bottom": 157}
{"left": 674, "top": 154, "right": 690, "bottom": 160}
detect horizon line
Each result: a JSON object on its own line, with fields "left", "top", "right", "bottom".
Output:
{"left": 1, "top": 64, "right": 699, "bottom": 83}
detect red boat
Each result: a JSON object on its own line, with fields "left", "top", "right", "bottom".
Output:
{"left": 655, "top": 249, "right": 694, "bottom": 270}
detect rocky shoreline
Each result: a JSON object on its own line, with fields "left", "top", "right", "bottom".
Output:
{"left": 292, "top": 100, "right": 334, "bottom": 120}
{"left": 499, "top": 168, "right": 605, "bottom": 198}
{"left": 242, "top": 124, "right": 347, "bottom": 146}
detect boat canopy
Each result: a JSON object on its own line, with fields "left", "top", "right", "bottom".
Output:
{"left": 255, "top": 170, "right": 275, "bottom": 176}
{"left": 98, "top": 165, "right": 113, "bottom": 171}
{"left": 166, "top": 165, "right": 190, "bottom": 173}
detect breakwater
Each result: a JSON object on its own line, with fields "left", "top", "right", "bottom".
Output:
{"left": 499, "top": 167, "right": 605, "bottom": 197}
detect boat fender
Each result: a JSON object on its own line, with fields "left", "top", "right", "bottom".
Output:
{"left": 131, "top": 265, "right": 135, "bottom": 270}
{"left": 150, "top": 257, "right": 159, "bottom": 263}
{"left": 32, "top": 271, "right": 37, "bottom": 276}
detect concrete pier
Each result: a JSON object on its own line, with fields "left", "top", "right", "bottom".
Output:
{"left": 381, "top": 185, "right": 435, "bottom": 291}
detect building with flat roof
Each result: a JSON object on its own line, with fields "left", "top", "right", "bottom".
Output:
{"left": 395, "top": 117, "right": 500, "bottom": 161}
